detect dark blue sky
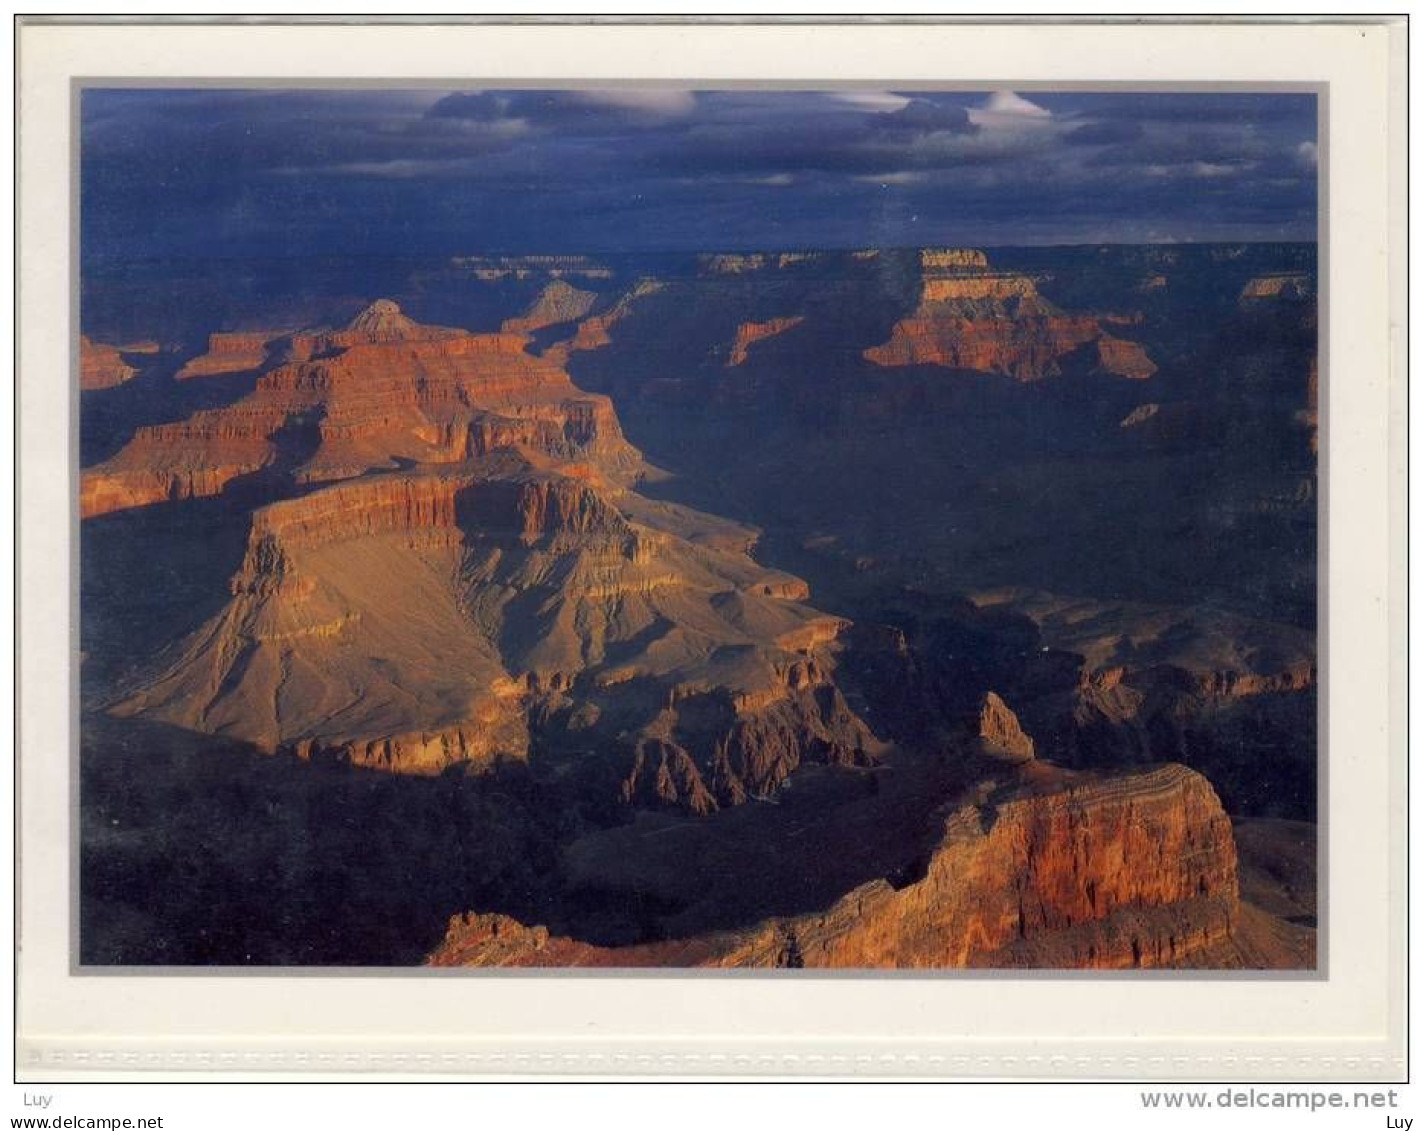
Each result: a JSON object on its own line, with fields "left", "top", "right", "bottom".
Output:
{"left": 81, "top": 88, "right": 1318, "bottom": 260}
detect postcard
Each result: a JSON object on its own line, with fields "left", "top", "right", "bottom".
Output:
{"left": 15, "top": 17, "right": 1406, "bottom": 1081}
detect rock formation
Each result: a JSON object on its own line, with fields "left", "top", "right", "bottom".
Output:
{"left": 502, "top": 280, "right": 599, "bottom": 335}
{"left": 728, "top": 317, "right": 805, "bottom": 366}
{"left": 79, "top": 335, "right": 138, "bottom": 390}
{"left": 93, "top": 301, "right": 879, "bottom": 812}
{"left": 919, "top": 248, "right": 990, "bottom": 270}
{"left": 1090, "top": 335, "right": 1157, "bottom": 379}
{"left": 541, "top": 280, "right": 663, "bottom": 366}
{"left": 1239, "top": 272, "right": 1314, "bottom": 304}
{"left": 1120, "top": 402, "right": 1161, "bottom": 429}
{"left": 428, "top": 763, "right": 1309, "bottom": 968}
{"left": 80, "top": 300, "right": 642, "bottom": 518}
{"left": 698, "top": 253, "right": 770, "bottom": 275}
{"left": 864, "top": 250, "right": 1156, "bottom": 380}
{"left": 976, "top": 691, "right": 1035, "bottom": 763}
{"left": 80, "top": 243, "right": 1317, "bottom": 971}
{"left": 452, "top": 254, "right": 613, "bottom": 281}
{"left": 176, "top": 331, "right": 282, "bottom": 379}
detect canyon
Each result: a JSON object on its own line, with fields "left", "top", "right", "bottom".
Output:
{"left": 79, "top": 243, "right": 1318, "bottom": 969}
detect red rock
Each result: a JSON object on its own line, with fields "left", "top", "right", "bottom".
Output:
{"left": 176, "top": 331, "right": 280, "bottom": 379}
{"left": 728, "top": 317, "right": 805, "bottom": 366}
{"left": 79, "top": 335, "right": 137, "bottom": 390}
{"left": 99, "top": 333, "right": 879, "bottom": 805}
{"left": 80, "top": 301, "right": 643, "bottom": 518}
{"left": 864, "top": 251, "right": 1156, "bottom": 381}
{"left": 919, "top": 248, "right": 990, "bottom": 270}
{"left": 542, "top": 280, "right": 662, "bottom": 365}
{"left": 1239, "top": 272, "right": 1314, "bottom": 303}
{"left": 427, "top": 764, "right": 1311, "bottom": 969}
{"left": 1093, "top": 335, "right": 1157, "bottom": 379}
{"left": 977, "top": 691, "right": 1035, "bottom": 762}
{"left": 866, "top": 312, "right": 1104, "bottom": 380}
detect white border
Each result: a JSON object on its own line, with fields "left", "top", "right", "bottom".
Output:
{"left": 15, "top": 19, "right": 1407, "bottom": 1080}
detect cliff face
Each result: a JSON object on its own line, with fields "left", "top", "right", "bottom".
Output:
{"left": 799, "top": 764, "right": 1240, "bottom": 969}
{"left": 80, "top": 301, "right": 643, "bottom": 518}
{"left": 614, "top": 670, "right": 878, "bottom": 814}
{"left": 428, "top": 764, "right": 1297, "bottom": 969}
{"left": 176, "top": 331, "right": 280, "bottom": 379}
{"left": 866, "top": 311, "right": 1104, "bottom": 379}
{"left": 920, "top": 248, "right": 990, "bottom": 270}
{"left": 81, "top": 245, "right": 1315, "bottom": 971}
{"left": 98, "top": 303, "right": 880, "bottom": 811}
{"left": 542, "top": 280, "right": 664, "bottom": 366}
{"left": 1240, "top": 272, "right": 1314, "bottom": 303}
{"left": 728, "top": 317, "right": 806, "bottom": 366}
{"left": 977, "top": 691, "right": 1035, "bottom": 762}
{"left": 79, "top": 336, "right": 138, "bottom": 390}
{"left": 1091, "top": 335, "right": 1158, "bottom": 379}
{"left": 108, "top": 453, "right": 876, "bottom": 803}
{"left": 864, "top": 250, "right": 1155, "bottom": 381}
{"left": 502, "top": 280, "right": 599, "bottom": 334}
{"left": 959, "top": 586, "right": 1317, "bottom": 822}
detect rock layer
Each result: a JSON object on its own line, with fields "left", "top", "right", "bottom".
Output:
{"left": 1240, "top": 272, "right": 1314, "bottom": 303}
{"left": 502, "top": 280, "right": 598, "bottom": 334}
{"left": 542, "top": 280, "right": 664, "bottom": 366}
{"left": 728, "top": 317, "right": 806, "bottom": 366}
{"left": 977, "top": 691, "right": 1035, "bottom": 762}
{"left": 97, "top": 302, "right": 879, "bottom": 811}
{"left": 80, "top": 301, "right": 642, "bottom": 518}
{"left": 79, "top": 336, "right": 138, "bottom": 390}
{"left": 427, "top": 764, "right": 1299, "bottom": 969}
{"left": 176, "top": 331, "right": 281, "bottom": 379}
{"left": 865, "top": 250, "right": 1155, "bottom": 381}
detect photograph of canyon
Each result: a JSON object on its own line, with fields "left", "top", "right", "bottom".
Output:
{"left": 77, "top": 87, "right": 1319, "bottom": 970}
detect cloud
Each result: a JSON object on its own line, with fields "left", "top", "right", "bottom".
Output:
{"left": 572, "top": 88, "right": 698, "bottom": 115}
{"left": 426, "top": 89, "right": 695, "bottom": 132}
{"left": 79, "top": 87, "right": 1319, "bottom": 260}
{"left": 1143, "top": 159, "right": 1257, "bottom": 180}
{"left": 828, "top": 91, "right": 912, "bottom": 112}
{"left": 853, "top": 171, "right": 928, "bottom": 186}
{"left": 970, "top": 90, "right": 1052, "bottom": 130}
{"left": 425, "top": 91, "right": 506, "bottom": 121}
{"left": 877, "top": 99, "right": 979, "bottom": 135}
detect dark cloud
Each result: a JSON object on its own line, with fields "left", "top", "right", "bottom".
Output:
{"left": 427, "top": 89, "right": 697, "bottom": 133}
{"left": 80, "top": 88, "right": 1318, "bottom": 260}
{"left": 426, "top": 91, "right": 508, "bottom": 122}
{"left": 876, "top": 99, "right": 979, "bottom": 134}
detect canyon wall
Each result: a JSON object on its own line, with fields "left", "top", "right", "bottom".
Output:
{"left": 864, "top": 250, "right": 1156, "bottom": 380}
{"left": 428, "top": 764, "right": 1302, "bottom": 969}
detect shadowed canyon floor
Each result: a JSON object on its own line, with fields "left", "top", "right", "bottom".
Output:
{"left": 80, "top": 245, "right": 1318, "bottom": 968}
